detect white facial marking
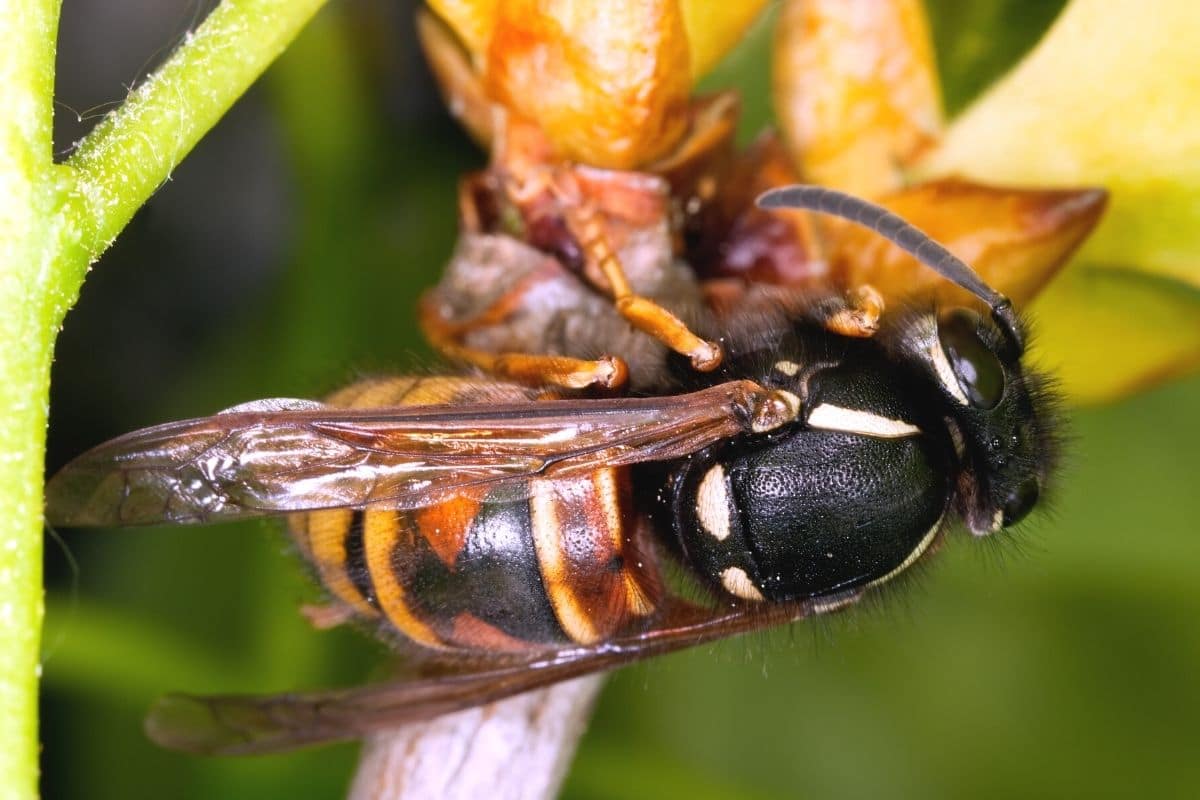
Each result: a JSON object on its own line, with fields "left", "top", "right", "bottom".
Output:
{"left": 720, "top": 566, "right": 765, "bottom": 602}
{"left": 868, "top": 512, "right": 945, "bottom": 588}
{"left": 990, "top": 507, "right": 1004, "bottom": 534}
{"left": 807, "top": 403, "right": 921, "bottom": 438}
{"left": 930, "top": 340, "right": 970, "bottom": 405}
{"left": 773, "top": 359, "right": 801, "bottom": 376}
{"left": 696, "top": 464, "right": 732, "bottom": 541}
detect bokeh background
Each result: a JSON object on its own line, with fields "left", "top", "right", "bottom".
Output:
{"left": 42, "top": 1, "right": 1200, "bottom": 798}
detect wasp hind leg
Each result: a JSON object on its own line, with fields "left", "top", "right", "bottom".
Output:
{"left": 419, "top": 297, "right": 629, "bottom": 390}
{"left": 299, "top": 603, "right": 356, "bottom": 630}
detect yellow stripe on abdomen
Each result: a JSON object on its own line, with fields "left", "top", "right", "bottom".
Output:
{"left": 361, "top": 508, "right": 444, "bottom": 649}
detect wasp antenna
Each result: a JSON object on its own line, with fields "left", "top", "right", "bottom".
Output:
{"left": 756, "top": 185, "right": 1025, "bottom": 355}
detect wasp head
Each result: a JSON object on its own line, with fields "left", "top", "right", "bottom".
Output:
{"left": 898, "top": 308, "right": 1062, "bottom": 536}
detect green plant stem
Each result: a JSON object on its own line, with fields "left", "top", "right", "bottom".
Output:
{"left": 0, "top": 2, "right": 329, "bottom": 797}
{"left": 57, "top": 0, "right": 332, "bottom": 291}
{"left": 0, "top": 3, "right": 62, "bottom": 798}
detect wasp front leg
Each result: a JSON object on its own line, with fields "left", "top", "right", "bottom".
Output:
{"left": 820, "top": 284, "right": 885, "bottom": 338}
{"left": 506, "top": 162, "right": 723, "bottom": 373}
{"left": 559, "top": 189, "right": 723, "bottom": 372}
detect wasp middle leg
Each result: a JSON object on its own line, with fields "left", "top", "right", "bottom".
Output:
{"left": 419, "top": 296, "right": 629, "bottom": 390}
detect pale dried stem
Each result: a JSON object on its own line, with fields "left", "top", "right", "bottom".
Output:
{"left": 347, "top": 676, "right": 604, "bottom": 800}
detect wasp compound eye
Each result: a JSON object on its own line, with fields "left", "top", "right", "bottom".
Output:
{"left": 937, "top": 310, "right": 1005, "bottom": 409}
{"left": 1002, "top": 477, "right": 1040, "bottom": 526}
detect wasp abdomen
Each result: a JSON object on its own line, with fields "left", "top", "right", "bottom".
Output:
{"left": 291, "top": 376, "right": 660, "bottom": 653}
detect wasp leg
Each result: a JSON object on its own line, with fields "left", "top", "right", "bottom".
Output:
{"left": 564, "top": 199, "right": 723, "bottom": 371}
{"left": 822, "top": 284, "right": 884, "bottom": 338}
{"left": 419, "top": 296, "right": 628, "bottom": 390}
{"left": 299, "top": 603, "right": 356, "bottom": 630}
{"left": 494, "top": 137, "right": 721, "bottom": 373}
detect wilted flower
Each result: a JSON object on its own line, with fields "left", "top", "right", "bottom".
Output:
{"left": 420, "top": 0, "right": 1197, "bottom": 403}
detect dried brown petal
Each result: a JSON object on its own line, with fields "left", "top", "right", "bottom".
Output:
{"left": 691, "top": 132, "right": 830, "bottom": 287}
{"left": 773, "top": 0, "right": 942, "bottom": 196}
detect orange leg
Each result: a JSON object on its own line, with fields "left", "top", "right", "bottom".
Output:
{"left": 299, "top": 603, "right": 356, "bottom": 630}
{"left": 561, "top": 194, "right": 723, "bottom": 372}
{"left": 823, "top": 285, "right": 884, "bottom": 338}
{"left": 419, "top": 296, "right": 628, "bottom": 390}
{"left": 509, "top": 166, "right": 723, "bottom": 373}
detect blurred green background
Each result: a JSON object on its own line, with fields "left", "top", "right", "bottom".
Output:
{"left": 42, "top": 1, "right": 1200, "bottom": 798}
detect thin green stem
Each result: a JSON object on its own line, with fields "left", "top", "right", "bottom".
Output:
{"left": 55, "top": 0, "right": 331, "bottom": 314}
{"left": 0, "top": 1, "right": 62, "bottom": 797}
{"left": 0, "top": 1, "right": 330, "bottom": 796}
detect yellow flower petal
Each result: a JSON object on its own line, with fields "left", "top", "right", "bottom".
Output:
{"left": 680, "top": 1, "right": 770, "bottom": 80}
{"left": 426, "top": 0, "right": 498, "bottom": 60}
{"left": 918, "top": 0, "right": 1200, "bottom": 402}
{"left": 920, "top": 0, "right": 1200, "bottom": 291}
{"left": 1031, "top": 270, "right": 1200, "bottom": 402}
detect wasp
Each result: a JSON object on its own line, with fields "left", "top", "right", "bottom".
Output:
{"left": 46, "top": 182, "right": 1061, "bottom": 756}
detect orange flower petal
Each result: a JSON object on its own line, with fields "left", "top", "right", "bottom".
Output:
{"left": 426, "top": 0, "right": 499, "bottom": 60}
{"left": 483, "top": 0, "right": 692, "bottom": 169}
{"left": 416, "top": 8, "right": 495, "bottom": 149}
{"left": 772, "top": 0, "right": 942, "bottom": 196}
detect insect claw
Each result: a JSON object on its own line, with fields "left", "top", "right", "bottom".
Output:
{"left": 825, "top": 285, "right": 884, "bottom": 338}
{"left": 300, "top": 603, "right": 355, "bottom": 630}
{"left": 688, "top": 340, "right": 724, "bottom": 372}
{"left": 592, "top": 356, "right": 629, "bottom": 390}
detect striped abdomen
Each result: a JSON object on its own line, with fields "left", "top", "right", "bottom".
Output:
{"left": 290, "top": 377, "right": 661, "bottom": 653}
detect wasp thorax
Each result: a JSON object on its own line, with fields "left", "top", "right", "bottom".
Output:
{"left": 665, "top": 348, "right": 954, "bottom": 604}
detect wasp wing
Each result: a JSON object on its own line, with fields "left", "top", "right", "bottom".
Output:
{"left": 144, "top": 595, "right": 829, "bottom": 755}
{"left": 46, "top": 380, "right": 763, "bottom": 527}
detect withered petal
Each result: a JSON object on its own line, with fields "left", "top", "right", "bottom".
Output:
{"left": 828, "top": 179, "right": 1107, "bottom": 308}
{"left": 484, "top": 0, "right": 692, "bottom": 169}
{"left": 691, "top": 131, "right": 829, "bottom": 286}
{"left": 772, "top": 0, "right": 943, "bottom": 196}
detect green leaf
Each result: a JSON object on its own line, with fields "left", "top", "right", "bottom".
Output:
{"left": 919, "top": 0, "right": 1200, "bottom": 401}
